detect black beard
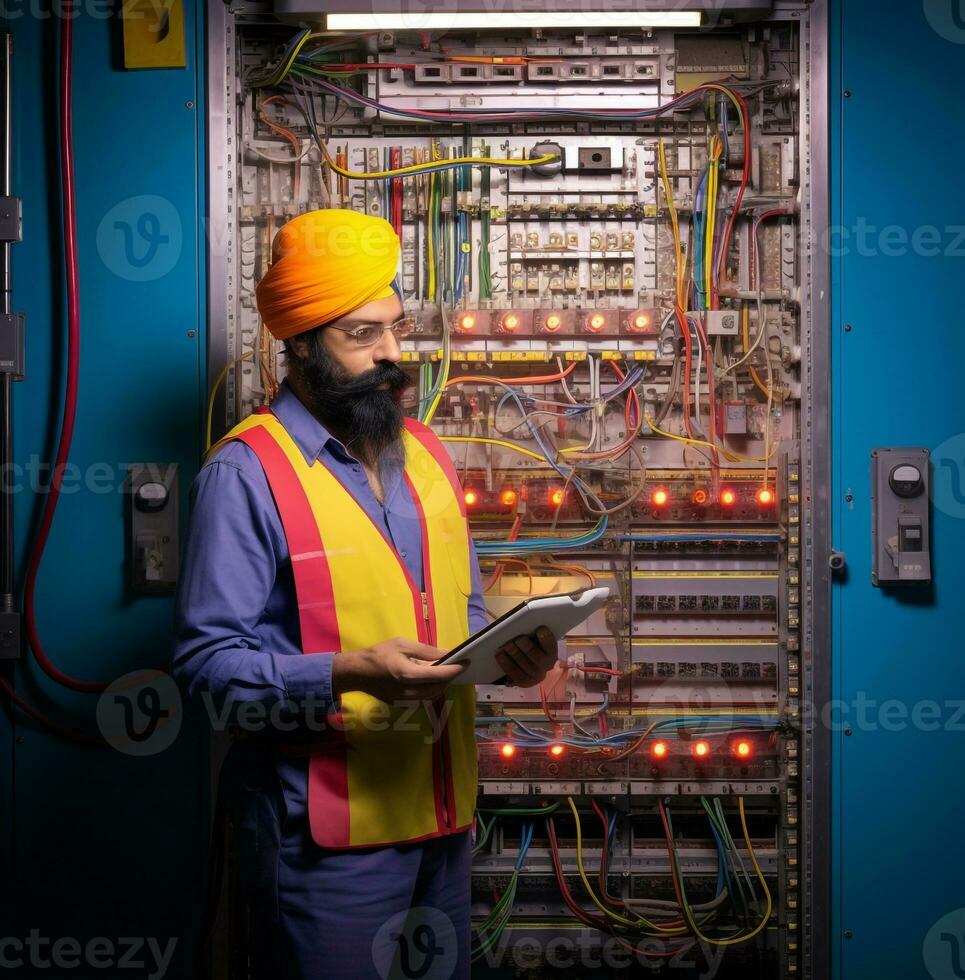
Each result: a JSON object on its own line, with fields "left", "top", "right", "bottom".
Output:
{"left": 295, "top": 351, "right": 411, "bottom": 462}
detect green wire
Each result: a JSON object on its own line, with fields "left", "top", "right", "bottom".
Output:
{"left": 477, "top": 802, "right": 560, "bottom": 816}
{"left": 472, "top": 812, "right": 494, "bottom": 857}
{"left": 712, "top": 797, "right": 757, "bottom": 915}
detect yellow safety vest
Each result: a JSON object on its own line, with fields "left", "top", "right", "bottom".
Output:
{"left": 212, "top": 409, "right": 478, "bottom": 849}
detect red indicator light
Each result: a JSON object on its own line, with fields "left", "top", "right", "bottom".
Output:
{"left": 502, "top": 313, "right": 521, "bottom": 332}
{"left": 457, "top": 313, "right": 476, "bottom": 332}
{"left": 692, "top": 740, "right": 711, "bottom": 759}
{"left": 692, "top": 489, "right": 708, "bottom": 506}
{"left": 651, "top": 740, "right": 669, "bottom": 759}
{"left": 720, "top": 489, "right": 736, "bottom": 507}
{"left": 500, "top": 743, "right": 516, "bottom": 759}
{"left": 733, "top": 739, "right": 753, "bottom": 759}
{"left": 652, "top": 488, "right": 669, "bottom": 508}
{"left": 629, "top": 311, "right": 652, "bottom": 332}
{"left": 544, "top": 314, "right": 563, "bottom": 332}
{"left": 549, "top": 488, "right": 565, "bottom": 507}
{"left": 464, "top": 490, "right": 479, "bottom": 506}
{"left": 500, "top": 489, "right": 518, "bottom": 507}
{"left": 586, "top": 313, "right": 606, "bottom": 333}
{"left": 549, "top": 744, "right": 565, "bottom": 757}
{"left": 756, "top": 488, "right": 774, "bottom": 506}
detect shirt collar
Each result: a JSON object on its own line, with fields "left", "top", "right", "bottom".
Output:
{"left": 269, "top": 379, "right": 356, "bottom": 466}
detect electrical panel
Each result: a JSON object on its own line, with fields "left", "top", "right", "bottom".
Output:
{"left": 209, "top": 4, "right": 821, "bottom": 976}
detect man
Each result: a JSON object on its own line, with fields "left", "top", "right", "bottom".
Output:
{"left": 172, "top": 209, "right": 558, "bottom": 980}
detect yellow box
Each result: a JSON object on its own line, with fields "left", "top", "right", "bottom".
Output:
{"left": 122, "top": 0, "right": 187, "bottom": 70}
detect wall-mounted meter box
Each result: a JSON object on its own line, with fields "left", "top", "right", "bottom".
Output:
{"left": 871, "top": 448, "right": 931, "bottom": 586}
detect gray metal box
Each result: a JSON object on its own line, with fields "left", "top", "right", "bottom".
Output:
{"left": 871, "top": 447, "right": 931, "bottom": 586}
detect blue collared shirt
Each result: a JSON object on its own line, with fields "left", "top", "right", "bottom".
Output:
{"left": 171, "top": 380, "right": 487, "bottom": 822}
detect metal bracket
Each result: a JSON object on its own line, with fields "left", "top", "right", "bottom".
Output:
{"left": 0, "top": 195, "right": 22, "bottom": 243}
{"left": 0, "top": 609, "right": 20, "bottom": 659}
{"left": 0, "top": 311, "right": 24, "bottom": 378}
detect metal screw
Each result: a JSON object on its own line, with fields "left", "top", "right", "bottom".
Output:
{"left": 843, "top": 90, "right": 852, "bottom": 98}
{"left": 844, "top": 323, "right": 852, "bottom": 332}
{"left": 187, "top": 329, "right": 196, "bottom": 337}
{"left": 845, "top": 492, "right": 853, "bottom": 503}
{"left": 185, "top": 100, "right": 194, "bottom": 109}
{"left": 843, "top": 929, "right": 853, "bottom": 939}
{"left": 844, "top": 726, "right": 852, "bottom": 736}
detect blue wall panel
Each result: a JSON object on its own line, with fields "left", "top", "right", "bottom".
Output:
{"left": 3, "top": 6, "right": 207, "bottom": 977}
{"left": 832, "top": 1, "right": 965, "bottom": 977}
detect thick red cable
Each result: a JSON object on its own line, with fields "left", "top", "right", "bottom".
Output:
{"left": 20, "top": 1, "right": 109, "bottom": 694}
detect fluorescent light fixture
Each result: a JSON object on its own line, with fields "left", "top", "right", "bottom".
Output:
{"left": 325, "top": 11, "right": 703, "bottom": 30}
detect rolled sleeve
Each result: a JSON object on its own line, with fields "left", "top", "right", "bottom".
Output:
{"left": 467, "top": 534, "right": 489, "bottom": 635}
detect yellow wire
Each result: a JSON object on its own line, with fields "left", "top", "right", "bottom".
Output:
{"left": 657, "top": 138, "right": 686, "bottom": 310}
{"left": 427, "top": 170, "right": 436, "bottom": 302}
{"left": 704, "top": 137, "right": 721, "bottom": 306}
{"left": 676, "top": 797, "right": 773, "bottom": 946}
{"left": 422, "top": 334, "right": 450, "bottom": 424}
{"left": 260, "top": 30, "right": 322, "bottom": 87}
{"left": 736, "top": 797, "right": 773, "bottom": 942}
{"left": 319, "top": 141, "right": 557, "bottom": 180}
{"left": 205, "top": 352, "right": 255, "bottom": 453}
{"left": 645, "top": 414, "right": 777, "bottom": 464}
{"left": 566, "top": 798, "right": 685, "bottom": 934}
{"left": 438, "top": 435, "right": 545, "bottom": 463}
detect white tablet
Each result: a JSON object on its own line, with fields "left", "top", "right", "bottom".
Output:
{"left": 436, "top": 586, "right": 611, "bottom": 686}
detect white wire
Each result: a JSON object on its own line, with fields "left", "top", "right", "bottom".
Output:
{"left": 247, "top": 140, "right": 315, "bottom": 164}
{"left": 719, "top": 219, "right": 769, "bottom": 378}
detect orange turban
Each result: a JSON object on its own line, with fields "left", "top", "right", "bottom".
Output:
{"left": 255, "top": 209, "right": 400, "bottom": 341}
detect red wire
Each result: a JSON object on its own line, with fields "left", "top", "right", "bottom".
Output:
{"left": 591, "top": 801, "right": 689, "bottom": 929}
{"left": 482, "top": 513, "right": 523, "bottom": 592}
{"left": 20, "top": 2, "right": 109, "bottom": 695}
{"left": 0, "top": 674, "right": 102, "bottom": 744}
{"left": 606, "top": 361, "right": 639, "bottom": 431}
{"left": 675, "top": 306, "right": 694, "bottom": 437}
{"left": 545, "top": 817, "right": 691, "bottom": 959}
{"left": 711, "top": 87, "right": 751, "bottom": 309}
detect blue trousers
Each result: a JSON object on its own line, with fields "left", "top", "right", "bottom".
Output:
{"left": 227, "top": 748, "right": 472, "bottom": 980}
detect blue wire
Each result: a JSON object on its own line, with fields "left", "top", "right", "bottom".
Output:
{"left": 720, "top": 97, "right": 730, "bottom": 165}
{"left": 515, "top": 822, "right": 533, "bottom": 869}
{"left": 707, "top": 808, "right": 729, "bottom": 897}
{"left": 693, "top": 167, "right": 708, "bottom": 309}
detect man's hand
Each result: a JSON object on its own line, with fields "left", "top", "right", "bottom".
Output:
{"left": 494, "top": 626, "right": 559, "bottom": 688}
{"left": 333, "top": 637, "right": 466, "bottom": 703}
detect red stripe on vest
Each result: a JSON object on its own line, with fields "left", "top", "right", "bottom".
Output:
{"left": 229, "top": 420, "right": 351, "bottom": 849}
{"left": 403, "top": 418, "right": 467, "bottom": 518}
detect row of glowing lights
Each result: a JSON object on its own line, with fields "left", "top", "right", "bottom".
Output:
{"left": 497, "top": 738, "right": 757, "bottom": 760}
{"left": 463, "top": 487, "right": 774, "bottom": 508}
{"left": 456, "top": 310, "right": 654, "bottom": 334}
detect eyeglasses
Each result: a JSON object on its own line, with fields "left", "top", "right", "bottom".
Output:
{"left": 325, "top": 316, "right": 417, "bottom": 348}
